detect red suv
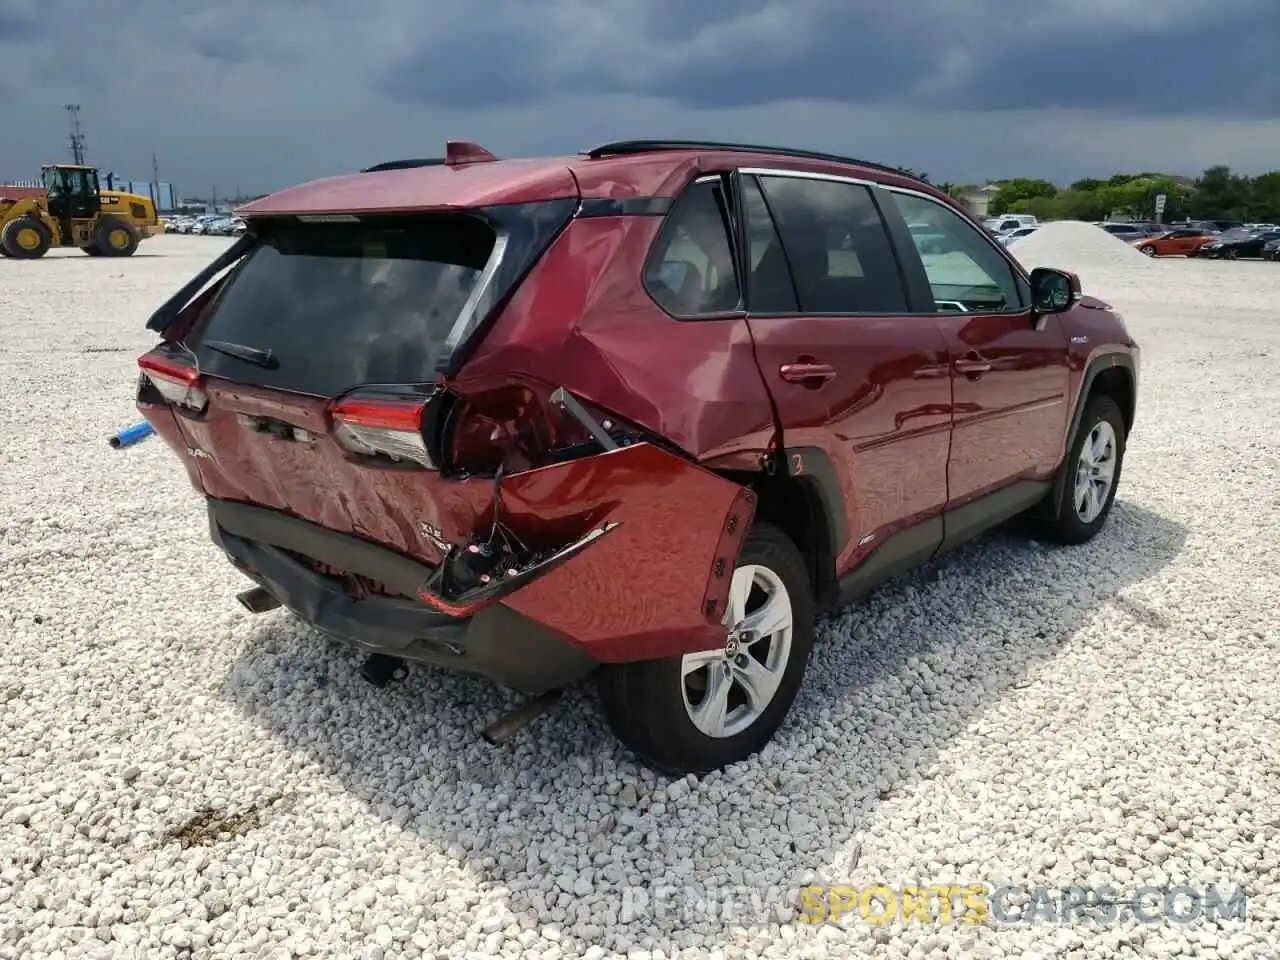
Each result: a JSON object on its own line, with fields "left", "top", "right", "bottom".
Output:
{"left": 136, "top": 140, "right": 1139, "bottom": 773}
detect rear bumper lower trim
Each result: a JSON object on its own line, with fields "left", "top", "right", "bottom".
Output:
{"left": 208, "top": 499, "right": 598, "bottom": 694}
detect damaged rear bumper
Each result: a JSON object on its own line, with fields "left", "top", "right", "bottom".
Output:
{"left": 210, "top": 499, "right": 598, "bottom": 694}
{"left": 207, "top": 442, "right": 756, "bottom": 691}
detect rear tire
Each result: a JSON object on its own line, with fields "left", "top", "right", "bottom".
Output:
{"left": 595, "top": 522, "right": 815, "bottom": 774}
{"left": 81, "top": 245, "right": 103, "bottom": 256}
{"left": 1032, "top": 395, "right": 1126, "bottom": 546}
{"left": 1, "top": 216, "right": 52, "bottom": 259}
{"left": 94, "top": 217, "right": 139, "bottom": 257}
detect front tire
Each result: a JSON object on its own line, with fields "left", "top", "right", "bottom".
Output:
{"left": 1034, "top": 395, "right": 1127, "bottom": 545}
{"left": 1140, "top": 244, "right": 1157, "bottom": 257}
{"left": 81, "top": 245, "right": 103, "bottom": 256}
{"left": 595, "top": 522, "right": 815, "bottom": 773}
{"left": 94, "top": 217, "right": 139, "bottom": 257}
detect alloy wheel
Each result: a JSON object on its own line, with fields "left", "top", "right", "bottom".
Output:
{"left": 680, "top": 564, "right": 793, "bottom": 739}
{"left": 1073, "top": 420, "right": 1117, "bottom": 524}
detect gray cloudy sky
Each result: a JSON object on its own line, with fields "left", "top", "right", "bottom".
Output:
{"left": 1, "top": 0, "right": 1277, "bottom": 195}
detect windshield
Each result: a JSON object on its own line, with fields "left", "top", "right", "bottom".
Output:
{"left": 188, "top": 201, "right": 575, "bottom": 396}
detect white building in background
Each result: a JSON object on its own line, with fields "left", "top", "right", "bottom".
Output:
{"left": 958, "top": 184, "right": 1002, "bottom": 217}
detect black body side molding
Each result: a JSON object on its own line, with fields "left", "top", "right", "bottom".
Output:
{"left": 834, "top": 479, "right": 1051, "bottom": 607}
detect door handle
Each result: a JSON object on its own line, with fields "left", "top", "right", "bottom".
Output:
{"left": 912, "top": 363, "right": 950, "bottom": 379}
{"left": 780, "top": 362, "right": 837, "bottom": 384}
{"left": 954, "top": 352, "right": 992, "bottom": 378}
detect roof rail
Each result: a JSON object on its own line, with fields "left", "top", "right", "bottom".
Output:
{"left": 361, "top": 158, "right": 447, "bottom": 173}
{"left": 584, "top": 139, "right": 930, "bottom": 187}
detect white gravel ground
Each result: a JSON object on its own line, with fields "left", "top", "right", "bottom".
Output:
{"left": 2, "top": 233, "right": 1279, "bottom": 959}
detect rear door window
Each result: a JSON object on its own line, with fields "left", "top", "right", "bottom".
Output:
{"left": 740, "top": 176, "right": 799, "bottom": 313}
{"left": 755, "top": 175, "right": 909, "bottom": 314}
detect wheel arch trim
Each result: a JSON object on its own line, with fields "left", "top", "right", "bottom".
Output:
{"left": 1051, "top": 351, "right": 1136, "bottom": 518}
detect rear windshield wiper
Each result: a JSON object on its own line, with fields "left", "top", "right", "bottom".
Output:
{"left": 203, "top": 339, "right": 279, "bottom": 369}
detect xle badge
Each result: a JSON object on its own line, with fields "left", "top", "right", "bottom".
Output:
{"left": 419, "top": 521, "right": 450, "bottom": 553}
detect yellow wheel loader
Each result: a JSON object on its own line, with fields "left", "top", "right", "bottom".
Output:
{"left": 0, "top": 164, "right": 165, "bottom": 259}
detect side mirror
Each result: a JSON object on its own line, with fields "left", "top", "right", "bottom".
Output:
{"left": 1029, "top": 267, "right": 1079, "bottom": 314}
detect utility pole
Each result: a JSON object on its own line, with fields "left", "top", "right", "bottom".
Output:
{"left": 63, "top": 104, "right": 86, "bottom": 164}
{"left": 152, "top": 152, "right": 163, "bottom": 211}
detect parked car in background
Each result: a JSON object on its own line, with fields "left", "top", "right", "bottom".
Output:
{"left": 1133, "top": 227, "right": 1219, "bottom": 257}
{"left": 999, "top": 225, "right": 1039, "bottom": 247}
{"left": 135, "top": 138, "right": 1140, "bottom": 772}
{"left": 1197, "top": 228, "right": 1280, "bottom": 260}
{"left": 1263, "top": 238, "right": 1280, "bottom": 261}
{"left": 984, "top": 216, "right": 1022, "bottom": 234}
{"left": 1197, "top": 219, "right": 1245, "bottom": 233}
{"left": 1099, "top": 223, "right": 1146, "bottom": 241}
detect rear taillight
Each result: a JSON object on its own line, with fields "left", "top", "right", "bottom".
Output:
{"left": 138, "top": 352, "right": 207, "bottom": 412}
{"left": 441, "top": 382, "right": 638, "bottom": 477}
{"left": 331, "top": 394, "right": 435, "bottom": 468}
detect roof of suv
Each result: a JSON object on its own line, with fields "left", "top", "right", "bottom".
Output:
{"left": 236, "top": 139, "right": 949, "bottom": 218}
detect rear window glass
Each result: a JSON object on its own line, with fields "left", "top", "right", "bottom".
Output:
{"left": 190, "top": 215, "right": 495, "bottom": 396}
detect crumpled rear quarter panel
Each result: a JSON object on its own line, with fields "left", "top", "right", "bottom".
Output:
{"left": 497, "top": 443, "right": 756, "bottom": 662}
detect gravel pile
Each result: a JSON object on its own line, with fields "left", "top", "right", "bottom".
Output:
{"left": 2, "top": 236, "right": 1279, "bottom": 959}
{"left": 1009, "top": 222, "right": 1158, "bottom": 286}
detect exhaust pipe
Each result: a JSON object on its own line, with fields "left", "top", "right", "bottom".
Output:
{"left": 237, "top": 586, "right": 280, "bottom": 614}
{"left": 481, "top": 689, "right": 563, "bottom": 745}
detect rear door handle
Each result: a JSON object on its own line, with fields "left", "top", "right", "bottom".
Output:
{"left": 954, "top": 353, "right": 992, "bottom": 377}
{"left": 780, "top": 362, "right": 837, "bottom": 383}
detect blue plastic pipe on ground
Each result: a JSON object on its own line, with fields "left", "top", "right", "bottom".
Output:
{"left": 108, "top": 420, "right": 155, "bottom": 449}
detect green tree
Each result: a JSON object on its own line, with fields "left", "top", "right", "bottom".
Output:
{"left": 1056, "top": 188, "right": 1111, "bottom": 221}
{"left": 1191, "top": 166, "right": 1253, "bottom": 219}
{"left": 1108, "top": 176, "right": 1189, "bottom": 220}
{"left": 1249, "top": 172, "right": 1280, "bottom": 222}
{"left": 989, "top": 178, "right": 1058, "bottom": 216}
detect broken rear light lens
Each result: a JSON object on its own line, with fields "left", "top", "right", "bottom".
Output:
{"left": 331, "top": 394, "right": 435, "bottom": 468}
{"left": 442, "top": 382, "right": 635, "bottom": 476}
{"left": 138, "top": 352, "right": 207, "bottom": 412}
